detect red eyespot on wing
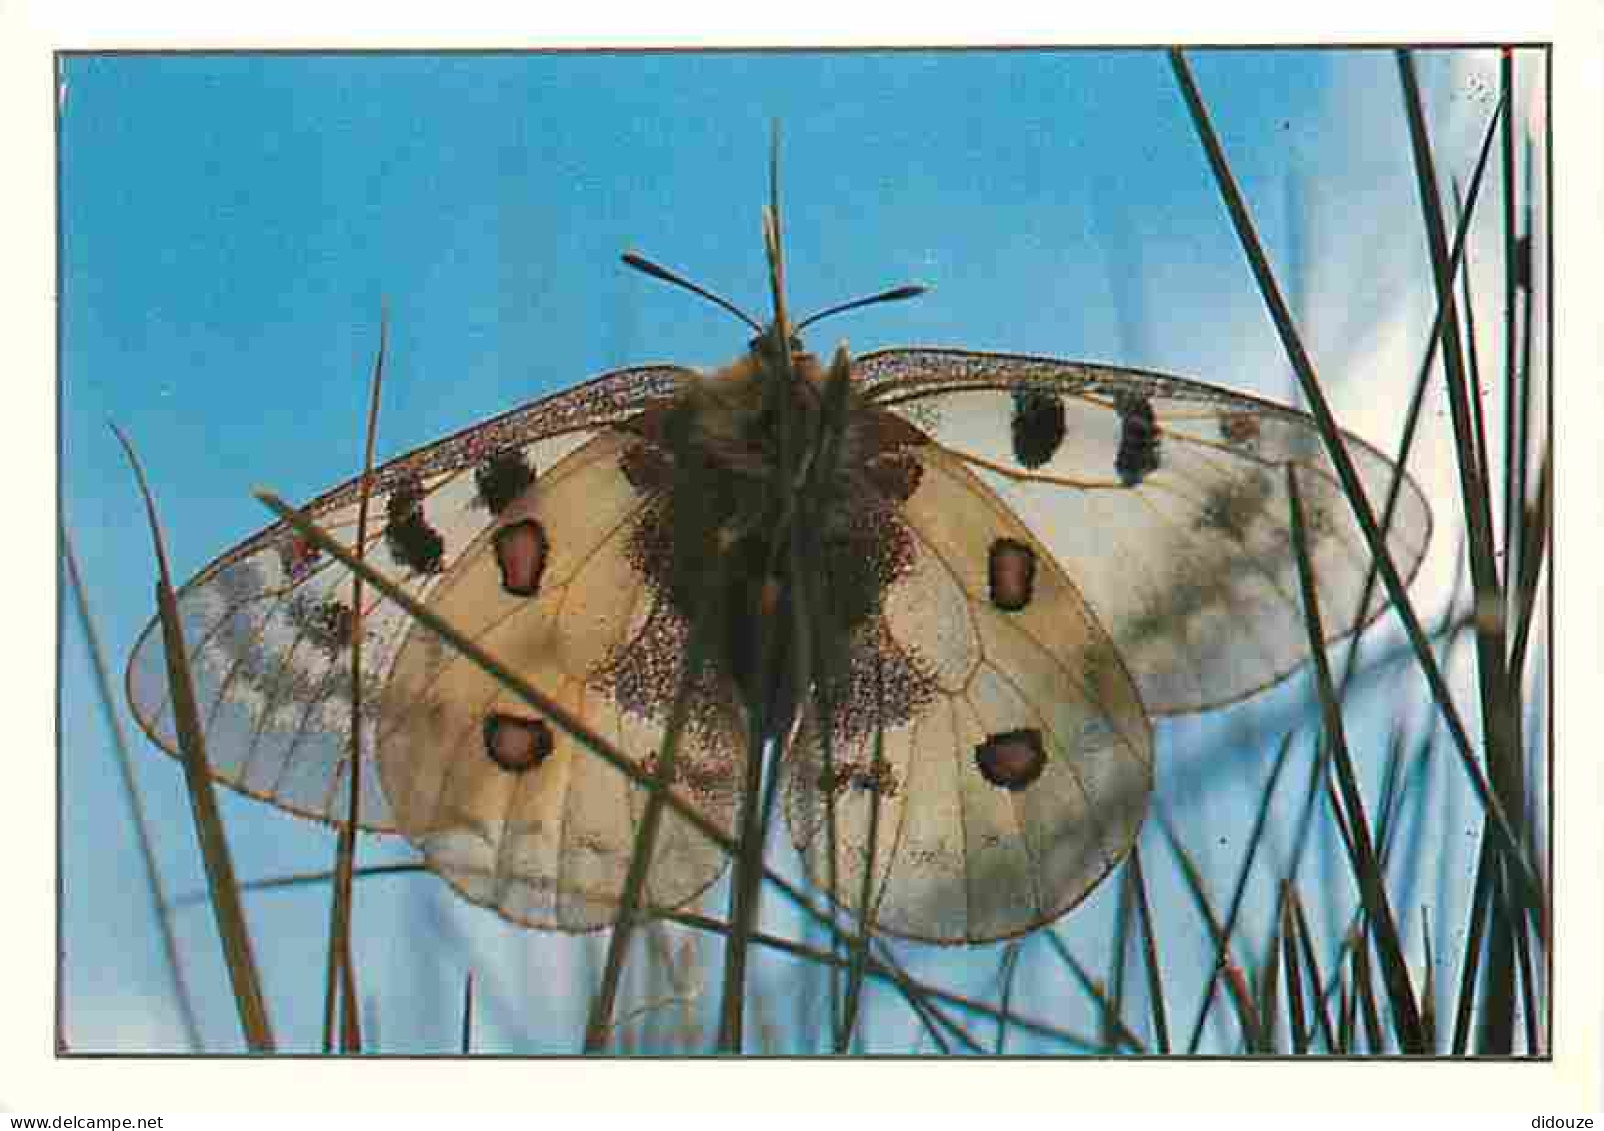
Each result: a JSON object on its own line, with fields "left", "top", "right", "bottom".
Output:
{"left": 987, "top": 537, "right": 1037, "bottom": 612}
{"left": 493, "top": 519, "right": 549, "bottom": 597}
{"left": 974, "top": 728, "right": 1047, "bottom": 791}
{"left": 482, "top": 713, "right": 554, "bottom": 774}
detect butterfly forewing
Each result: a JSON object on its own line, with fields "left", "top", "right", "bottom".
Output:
{"left": 785, "top": 436, "right": 1153, "bottom": 944}
{"left": 860, "top": 349, "right": 1431, "bottom": 716}
{"left": 380, "top": 428, "right": 745, "bottom": 930}
{"left": 124, "top": 365, "right": 690, "bottom": 829}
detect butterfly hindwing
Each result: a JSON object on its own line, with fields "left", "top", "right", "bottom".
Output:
{"left": 860, "top": 348, "right": 1431, "bottom": 716}
{"left": 786, "top": 433, "right": 1154, "bottom": 944}
{"left": 379, "top": 427, "right": 745, "bottom": 930}
{"left": 124, "top": 365, "right": 690, "bottom": 830}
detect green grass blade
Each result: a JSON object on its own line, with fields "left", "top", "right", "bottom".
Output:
{"left": 1287, "top": 466, "right": 1423, "bottom": 1052}
{"left": 1514, "top": 901, "right": 1540, "bottom": 1054}
{"left": 1449, "top": 176, "right": 1496, "bottom": 578}
{"left": 322, "top": 308, "right": 387, "bottom": 1055}
{"left": 673, "top": 911, "right": 1010, "bottom": 1051}
{"left": 837, "top": 688, "right": 888, "bottom": 1051}
{"left": 1153, "top": 811, "right": 1255, "bottom": 1053}
{"left": 61, "top": 525, "right": 203, "bottom": 1051}
{"left": 1450, "top": 843, "right": 1494, "bottom": 1054}
{"left": 1278, "top": 884, "right": 1309, "bottom": 1054}
{"left": 584, "top": 628, "right": 706, "bottom": 1052}
{"left": 188, "top": 856, "right": 1099, "bottom": 1054}
{"left": 1288, "top": 889, "right": 1337, "bottom": 1051}
{"left": 993, "top": 941, "right": 1024, "bottom": 1055}
{"left": 716, "top": 718, "right": 771, "bottom": 1051}
{"left": 1396, "top": 50, "right": 1526, "bottom": 1053}
{"left": 1126, "top": 849, "right": 1170, "bottom": 1053}
{"left": 116, "top": 425, "right": 275, "bottom": 1052}
{"left": 1507, "top": 447, "right": 1550, "bottom": 689}
{"left": 1105, "top": 861, "right": 1134, "bottom": 1051}
{"left": 1181, "top": 730, "right": 1297, "bottom": 1051}
{"left": 1042, "top": 931, "right": 1147, "bottom": 1053}
{"left": 902, "top": 985, "right": 981, "bottom": 1054}
{"left": 1220, "top": 962, "right": 1264, "bottom": 1053}
{"left": 1351, "top": 931, "right": 1384, "bottom": 1052}
{"left": 1499, "top": 49, "right": 1520, "bottom": 580}
{"left": 1168, "top": 50, "right": 1542, "bottom": 919}
{"left": 1512, "top": 133, "right": 1542, "bottom": 635}
{"left": 1334, "top": 85, "right": 1500, "bottom": 707}
{"left": 1337, "top": 964, "right": 1355, "bottom": 1054}
{"left": 1421, "top": 911, "right": 1437, "bottom": 1053}
{"left": 1259, "top": 913, "right": 1282, "bottom": 1053}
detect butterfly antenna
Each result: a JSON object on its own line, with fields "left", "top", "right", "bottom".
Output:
{"left": 621, "top": 251, "right": 763, "bottom": 333}
{"left": 795, "top": 284, "right": 928, "bottom": 332}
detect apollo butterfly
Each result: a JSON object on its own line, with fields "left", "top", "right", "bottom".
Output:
{"left": 125, "top": 167, "right": 1430, "bottom": 946}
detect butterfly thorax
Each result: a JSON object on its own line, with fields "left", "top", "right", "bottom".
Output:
{"left": 621, "top": 339, "right": 925, "bottom": 731}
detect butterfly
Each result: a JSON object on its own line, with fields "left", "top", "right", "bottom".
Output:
{"left": 125, "top": 184, "right": 1431, "bottom": 947}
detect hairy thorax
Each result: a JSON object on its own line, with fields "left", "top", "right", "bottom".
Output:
{"left": 618, "top": 343, "right": 927, "bottom": 729}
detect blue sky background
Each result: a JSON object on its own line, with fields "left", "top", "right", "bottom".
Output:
{"left": 55, "top": 47, "right": 1545, "bottom": 1056}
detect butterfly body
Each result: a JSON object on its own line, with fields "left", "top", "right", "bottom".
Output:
{"left": 620, "top": 339, "right": 852, "bottom": 728}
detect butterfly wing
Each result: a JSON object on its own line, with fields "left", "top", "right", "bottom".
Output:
{"left": 378, "top": 427, "right": 745, "bottom": 930}
{"left": 785, "top": 437, "right": 1153, "bottom": 944}
{"left": 859, "top": 349, "right": 1432, "bottom": 716}
{"left": 124, "top": 365, "right": 689, "bottom": 831}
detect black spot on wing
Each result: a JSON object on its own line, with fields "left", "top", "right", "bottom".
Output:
{"left": 474, "top": 448, "right": 537, "bottom": 515}
{"left": 1115, "top": 391, "right": 1160, "bottom": 486}
{"left": 384, "top": 474, "right": 446, "bottom": 575}
{"left": 1010, "top": 388, "right": 1067, "bottom": 470}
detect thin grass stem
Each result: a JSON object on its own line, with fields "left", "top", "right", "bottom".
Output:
{"left": 1169, "top": 50, "right": 1541, "bottom": 920}
{"left": 1288, "top": 466, "right": 1424, "bottom": 1051}
{"left": 116, "top": 425, "right": 275, "bottom": 1052}
{"left": 61, "top": 527, "right": 203, "bottom": 1051}
{"left": 322, "top": 307, "right": 388, "bottom": 1055}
